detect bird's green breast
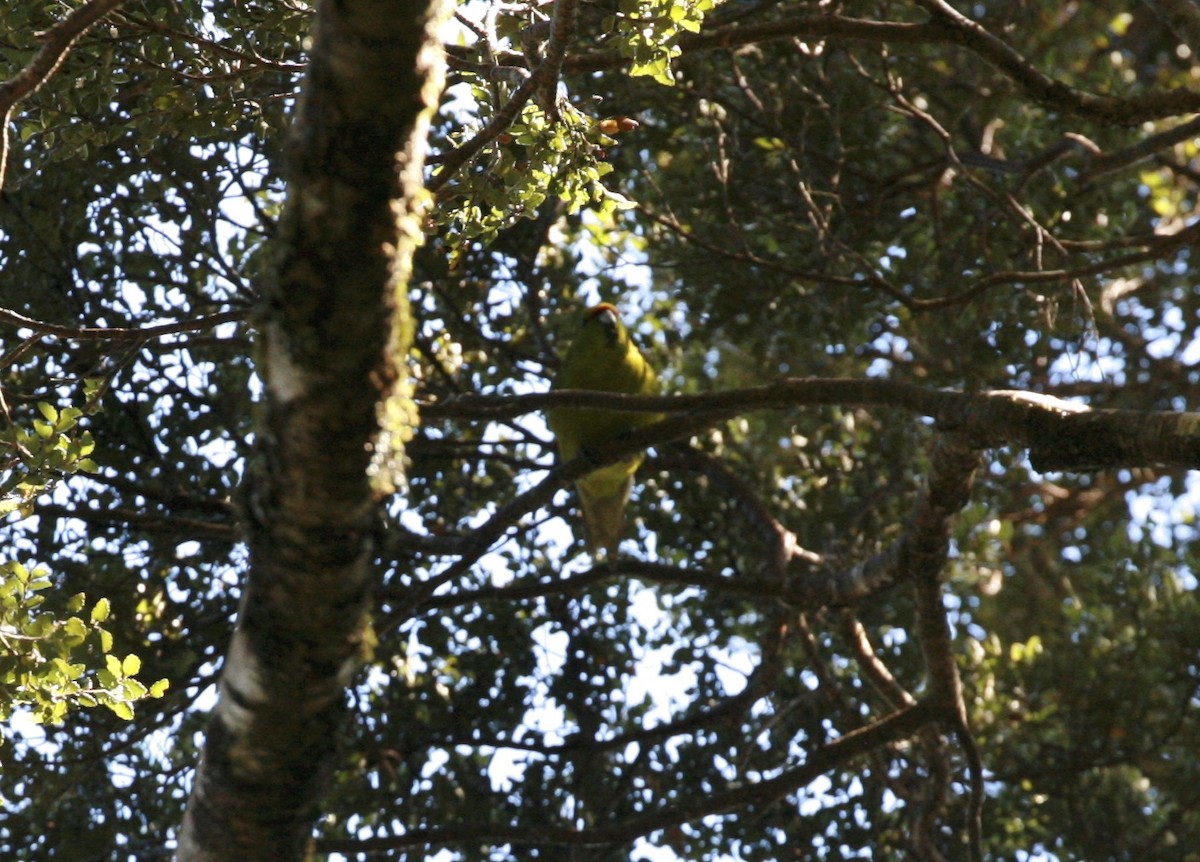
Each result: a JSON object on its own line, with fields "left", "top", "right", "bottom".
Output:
{"left": 549, "top": 338, "right": 660, "bottom": 460}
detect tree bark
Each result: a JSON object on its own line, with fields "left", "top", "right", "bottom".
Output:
{"left": 176, "top": 1, "right": 446, "bottom": 859}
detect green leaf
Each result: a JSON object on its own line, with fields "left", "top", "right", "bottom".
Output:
{"left": 107, "top": 701, "right": 134, "bottom": 720}
{"left": 62, "top": 617, "right": 88, "bottom": 647}
{"left": 91, "top": 597, "right": 111, "bottom": 623}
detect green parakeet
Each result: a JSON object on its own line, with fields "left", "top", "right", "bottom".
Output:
{"left": 548, "top": 303, "right": 662, "bottom": 558}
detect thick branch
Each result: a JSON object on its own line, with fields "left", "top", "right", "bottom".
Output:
{"left": 424, "top": 379, "right": 1200, "bottom": 470}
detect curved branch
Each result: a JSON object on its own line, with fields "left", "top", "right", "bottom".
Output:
{"left": 913, "top": 0, "right": 1200, "bottom": 124}
{"left": 908, "top": 433, "right": 983, "bottom": 861}
{"left": 0, "top": 0, "right": 128, "bottom": 193}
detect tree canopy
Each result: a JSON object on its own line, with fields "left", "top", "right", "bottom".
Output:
{"left": 3, "top": 1, "right": 1200, "bottom": 860}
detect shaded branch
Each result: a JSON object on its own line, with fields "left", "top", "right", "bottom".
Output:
{"left": 0, "top": 0, "right": 128, "bottom": 193}
{"left": 556, "top": 9, "right": 1200, "bottom": 123}
{"left": 34, "top": 503, "right": 237, "bottom": 542}
{"left": 654, "top": 447, "right": 823, "bottom": 577}
{"left": 423, "top": 378, "right": 1200, "bottom": 470}
{"left": 0, "top": 306, "right": 246, "bottom": 343}
{"left": 1141, "top": 0, "right": 1200, "bottom": 49}
{"left": 908, "top": 433, "right": 984, "bottom": 862}
{"left": 560, "top": 14, "right": 936, "bottom": 74}
{"left": 114, "top": 10, "right": 307, "bottom": 74}
{"left": 317, "top": 698, "right": 939, "bottom": 854}
{"left": 913, "top": 0, "right": 1200, "bottom": 123}
{"left": 1078, "top": 115, "right": 1200, "bottom": 182}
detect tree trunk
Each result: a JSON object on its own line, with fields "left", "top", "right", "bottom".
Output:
{"left": 175, "top": 1, "right": 446, "bottom": 859}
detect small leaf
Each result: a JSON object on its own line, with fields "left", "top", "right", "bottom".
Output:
{"left": 91, "top": 598, "right": 111, "bottom": 623}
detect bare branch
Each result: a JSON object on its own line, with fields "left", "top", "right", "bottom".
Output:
{"left": 0, "top": 306, "right": 246, "bottom": 343}
{"left": 1141, "top": 0, "right": 1200, "bottom": 49}
{"left": 913, "top": 0, "right": 1200, "bottom": 123}
{"left": 908, "top": 433, "right": 984, "bottom": 862}
{"left": 1078, "top": 115, "right": 1200, "bottom": 182}
{"left": 423, "top": 378, "right": 1200, "bottom": 470}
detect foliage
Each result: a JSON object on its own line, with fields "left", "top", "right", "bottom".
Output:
{"left": 2, "top": 1, "right": 1200, "bottom": 860}
{"left": 0, "top": 560, "right": 166, "bottom": 728}
{"left": 0, "top": 389, "right": 166, "bottom": 733}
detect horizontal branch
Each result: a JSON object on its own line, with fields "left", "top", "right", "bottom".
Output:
{"left": 0, "top": 306, "right": 246, "bottom": 342}
{"left": 422, "top": 378, "right": 1200, "bottom": 471}
{"left": 557, "top": 9, "right": 1200, "bottom": 123}
{"left": 560, "top": 14, "right": 934, "bottom": 74}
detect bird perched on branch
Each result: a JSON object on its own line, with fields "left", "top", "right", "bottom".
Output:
{"left": 547, "top": 303, "right": 662, "bottom": 559}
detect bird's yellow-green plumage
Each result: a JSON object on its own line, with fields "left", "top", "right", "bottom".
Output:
{"left": 547, "top": 303, "right": 661, "bottom": 558}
